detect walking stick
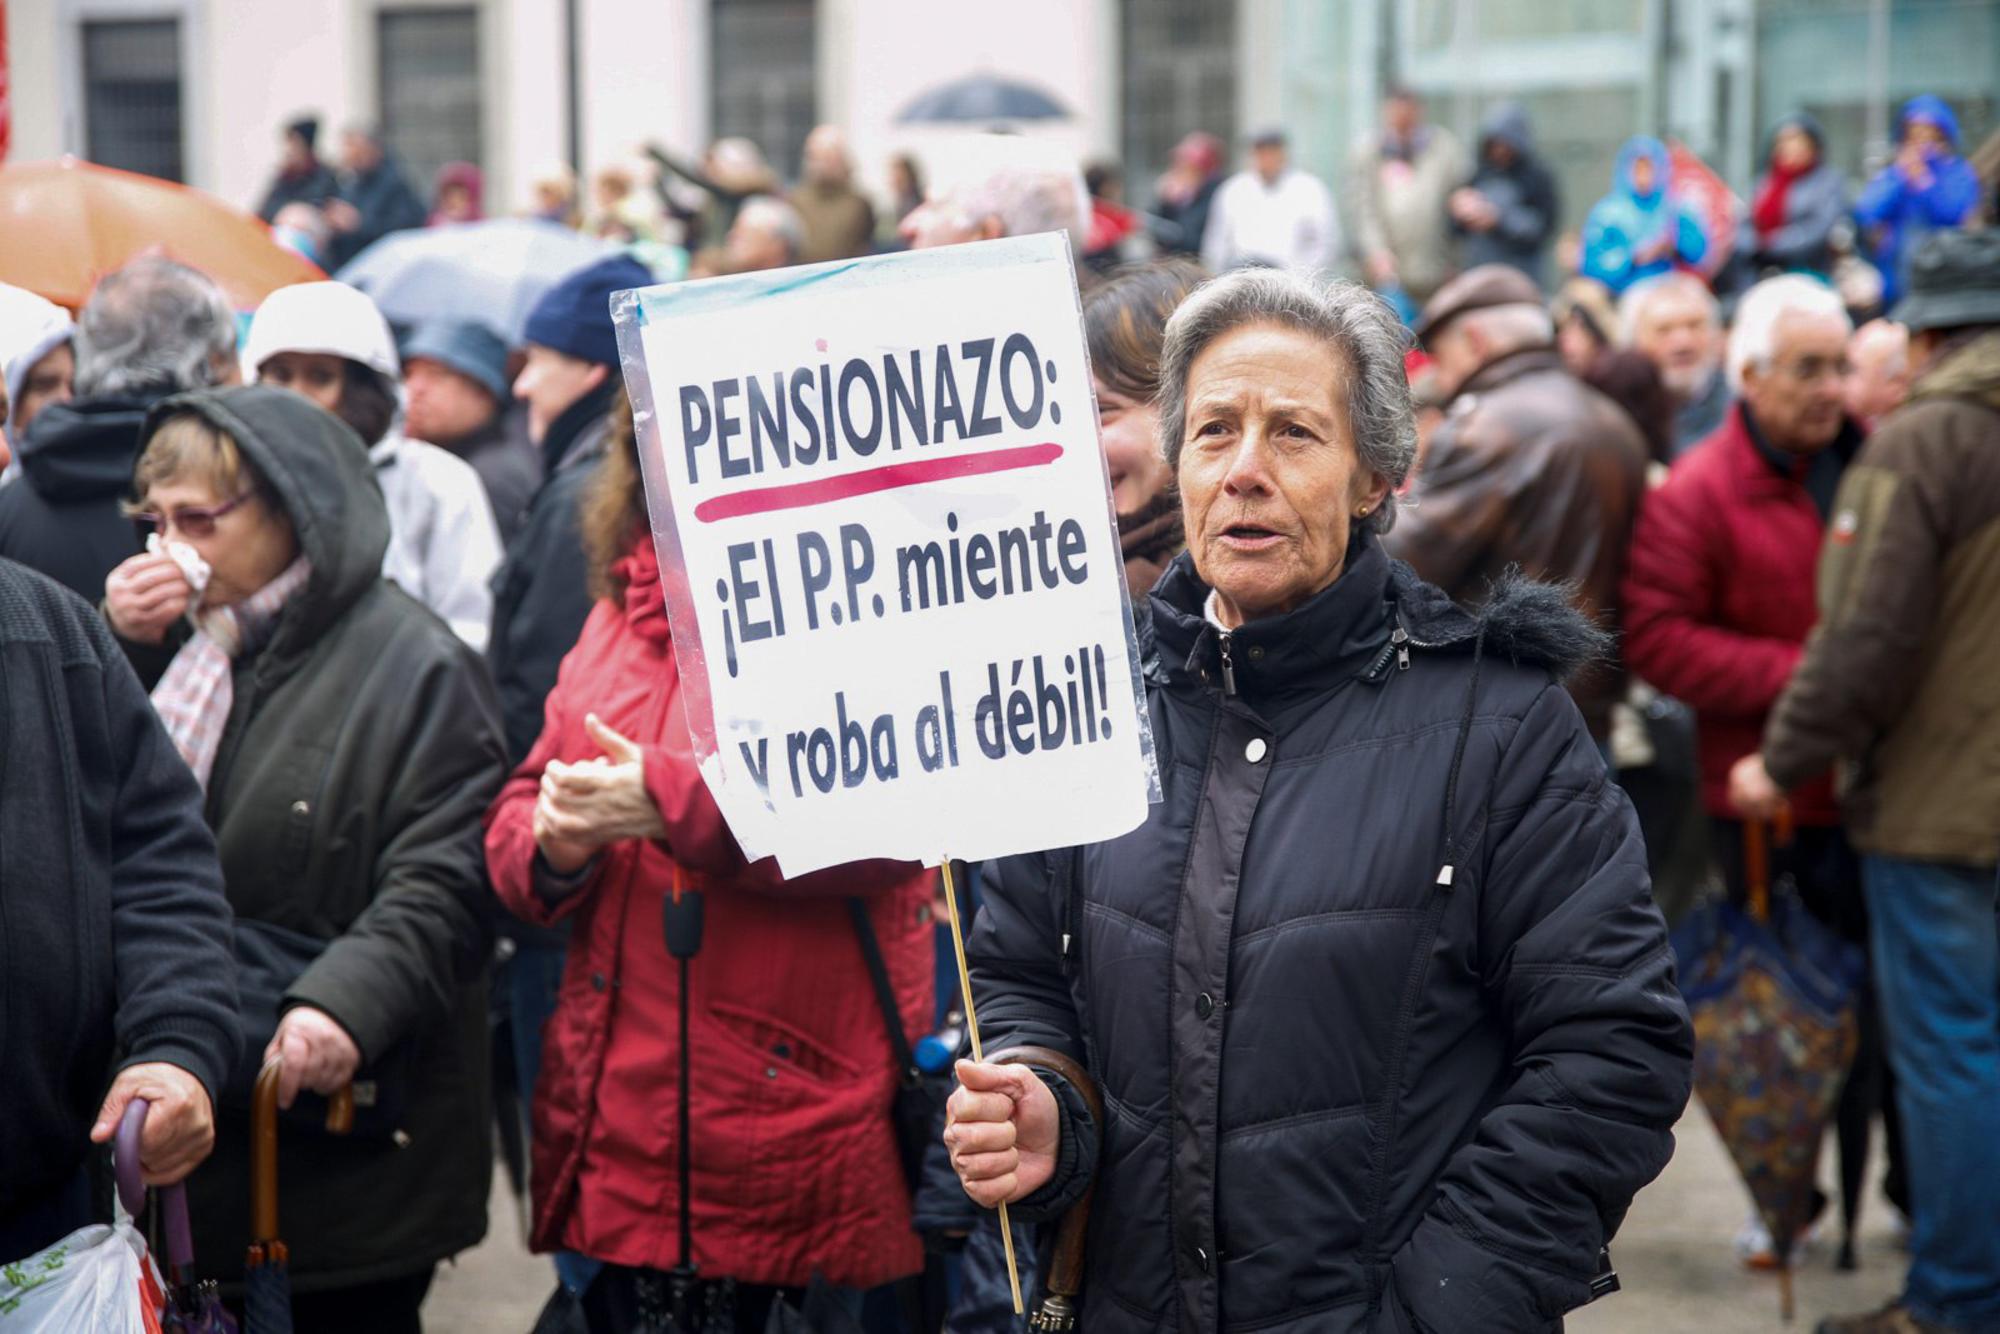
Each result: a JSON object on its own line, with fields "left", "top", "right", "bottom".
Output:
{"left": 991, "top": 1045, "right": 1105, "bottom": 1332}
{"left": 941, "top": 856, "right": 1025, "bottom": 1315}
{"left": 662, "top": 867, "right": 707, "bottom": 1330}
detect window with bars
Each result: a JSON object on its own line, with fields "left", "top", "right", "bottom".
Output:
{"left": 83, "top": 19, "right": 184, "bottom": 181}
{"left": 711, "top": 0, "right": 817, "bottom": 184}
{"left": 378, "top": 7, "right": 482, "bottom": 199}
{"left": 1121, "top": 0, "right": 1238, "bottom": 192}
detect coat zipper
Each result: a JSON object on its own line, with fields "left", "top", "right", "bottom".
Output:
{"left": 1217, "top": 631, "right": 1237, "bottom": 696}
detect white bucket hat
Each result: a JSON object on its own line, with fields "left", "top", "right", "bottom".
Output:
{"left": 241, "top": 280, "right": 401, "bottom": 383}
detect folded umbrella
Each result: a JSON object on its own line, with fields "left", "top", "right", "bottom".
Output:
{"left": 244, "top": 1060, "right": 355, "bottom": 1334}
{"left": 0, "top": 157, "right": 322, "bottom": 310}
{"left": 1670, "top": 815, "right": 1866, "bottom": 1321}
{"left": 337, "top": 217, "right": 612, "bottom": 343}
{"left": 115, "top": 1100, "right": 237, "bottom": 1333}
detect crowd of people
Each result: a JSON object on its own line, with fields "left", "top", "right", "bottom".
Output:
{"left": 0, "top": 84, "right": 1996, "bottom": 1334}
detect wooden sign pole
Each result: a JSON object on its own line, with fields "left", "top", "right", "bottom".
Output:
{"left": 941, "top": 855, "right": 1024, "bottom": 1315}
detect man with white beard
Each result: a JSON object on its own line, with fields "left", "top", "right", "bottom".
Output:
{"left": 1623, "top": 272, "right": 1730, "bottom": 457}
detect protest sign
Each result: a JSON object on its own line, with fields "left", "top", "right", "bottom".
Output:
{"left": 613, "top": 232, "right": 1160, "bottom": 879}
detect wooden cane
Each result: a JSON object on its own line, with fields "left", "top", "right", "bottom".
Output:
{"left": 941, "top": 855, "right": 1025, "bottom": 1315}
{"left": 1744, "top": 818, "right": 1771, "bottom": 925}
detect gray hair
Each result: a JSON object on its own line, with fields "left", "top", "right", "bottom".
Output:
{"left": 955, "top": 166, "right": 1090, "bottom": 252}
{"left": 1726, "top": 273, "right": 1851, "bottom": 392}
{"left": 1156, "top": 268, "right": 1417, "bottom": 534}
{"left": 734, "top": 194, "right": 805, "bottom": 262}
{"left": 1619, "top": 271, "right": 1721, "bottom": 344}
{"left": 1452, "top": 302, "right": 1555, "bottom": 357}
{"left": 73, "top": 257, "right": 235, "bottom": 400}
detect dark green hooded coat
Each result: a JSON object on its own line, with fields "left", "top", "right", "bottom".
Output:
{"left": 148, "top": 387, "right": 507, "bottom": 1292}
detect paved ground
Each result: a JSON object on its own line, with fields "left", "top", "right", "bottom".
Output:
{"left": 423, "top": 1101, "right": 1906, "bottom": 1332}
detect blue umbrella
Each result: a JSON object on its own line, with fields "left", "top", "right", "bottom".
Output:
{"left": 896, "top": 74, "right": 1072, "bottom": 123}
{"left": 337, "top": 218, "right": 613, "bottom": 343}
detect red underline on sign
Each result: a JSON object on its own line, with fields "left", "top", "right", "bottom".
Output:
{"left": 692, "top": 443, "right": 1066, "bottom": 522}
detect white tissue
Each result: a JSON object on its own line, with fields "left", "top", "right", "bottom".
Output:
{"left": 147, "top": 532, "right": 213, "bottom": 596}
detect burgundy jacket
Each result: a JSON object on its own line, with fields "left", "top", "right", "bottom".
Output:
{"left": 1622, "top": 402, "right": 1844, "bottom": 825}
{"left": 485, "top": 536, "right": 932, "bottom": 1287}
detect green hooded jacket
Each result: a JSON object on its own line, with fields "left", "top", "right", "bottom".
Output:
{"left": 1764, "top": 329, "right": 2000, "bottom": 864}
{"left": 143, "top": 386, "right": 508, "bottom": 1291}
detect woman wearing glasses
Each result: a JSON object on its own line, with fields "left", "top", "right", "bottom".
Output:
{"left": 106, "top": 384, "right": 507, "bottom": 1332}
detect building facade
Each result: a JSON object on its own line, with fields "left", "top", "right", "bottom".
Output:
{"left": 8, "top": 0, "right": 1994, "bottom": 234}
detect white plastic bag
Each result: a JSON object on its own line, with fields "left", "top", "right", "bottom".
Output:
{"left": 0, "top": 1220, "right": 168, "bottom": 1331}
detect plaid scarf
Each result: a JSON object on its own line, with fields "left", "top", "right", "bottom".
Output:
{"left": 150, "top": 556, "right": 314, "bottom": 789}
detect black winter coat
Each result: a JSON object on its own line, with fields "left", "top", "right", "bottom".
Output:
{"left": 0, "top": 395, "right": 159, "bottom": 602}
{"left": 1455, "top": 104, "right": 1560, "bottom": 287}
{"left": 487, "top": 388, "right": 614, "bottom": 764}
{"left": 139, "top": 389, "right": 508, "bottom": 1292}
{"left": 327, "top": 157, "right": 427, "bottom": 270}
{"left": 0, "top": 560, "right": 237, "bottom": 1242}
{"left": 969, "top": 536, "right": 1692, "bottom": 1333}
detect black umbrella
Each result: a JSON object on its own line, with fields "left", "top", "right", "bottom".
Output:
{"left": 896, "top": 75, "right": 1072, "bottom": 124}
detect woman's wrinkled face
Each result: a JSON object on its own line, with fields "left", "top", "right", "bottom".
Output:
{"left": 141, "top": 475, "right": 299, "bottom": 609}
{"left": 1175, "top": 322, "right": 1387, "bottom": 628}
{"left": 1095, "top": 380, "right": 1173, "bottom": 517}
{"left": 259, "top": 351, "right": 347, "bottom": 418}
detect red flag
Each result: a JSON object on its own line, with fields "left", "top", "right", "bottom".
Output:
{"left": 1667, "top": 139, "right": 1740, "bottom": 280}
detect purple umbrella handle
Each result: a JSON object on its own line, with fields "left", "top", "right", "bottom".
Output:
{"left": 111, "top": 1098, "right": 197, "bottom": 1270}
{"left": 114, "top": 1098, "right": 150, "bottom": 1218}
{"left": 159, "top": 1181, "right": 195, "bottom": 1270}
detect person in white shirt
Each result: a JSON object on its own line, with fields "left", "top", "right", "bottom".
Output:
{"left": 1201, "top": 128, "right": 1342, "bottom": 277}
{"left": 242, "top": 282, "right": 502, "bottom": 650}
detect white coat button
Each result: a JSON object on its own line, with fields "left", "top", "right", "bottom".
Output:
{"left": 1244, "top": 738, "right": 1268, "bottom": 763}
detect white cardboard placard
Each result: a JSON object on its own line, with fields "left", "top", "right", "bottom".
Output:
{"left": 613, "top": 233, "right": 1159, "bottom": 877}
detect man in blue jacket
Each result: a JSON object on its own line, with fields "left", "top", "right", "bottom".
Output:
{"left": 1856, "top": 96, "right": 1983, "bottom": 307}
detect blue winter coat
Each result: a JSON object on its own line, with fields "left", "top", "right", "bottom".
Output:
{"left": 1581, "top": 137, "right": 1708, "bottom": 295}
{"left": 1855, "top": 96, "right": 1983, "bottom": 305}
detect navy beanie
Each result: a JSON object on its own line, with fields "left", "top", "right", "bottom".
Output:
{"left": 522, "top": 254, "right": 653, "bottom": 367}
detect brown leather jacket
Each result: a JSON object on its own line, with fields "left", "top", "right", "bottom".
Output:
{"left": 1388, "top": 346, "right": 1649, "bottom": 737}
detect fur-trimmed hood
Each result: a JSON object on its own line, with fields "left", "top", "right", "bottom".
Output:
{"left": 1388, "top": 558, "right": 1610, "bottom": 683}
{"left": 1141, "top": 531, "right": 1608, "bottom": 696}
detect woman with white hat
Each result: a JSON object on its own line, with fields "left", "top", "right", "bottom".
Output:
{"left": 242, "top": 281, "right": 501, "bottom": 649}
{"left": 0, "top": 282, "right": 75, "bottom": 476}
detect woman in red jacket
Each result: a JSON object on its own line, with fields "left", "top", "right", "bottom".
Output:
{"left": 484, "top": 406, "right": 933, "bottom": 1332}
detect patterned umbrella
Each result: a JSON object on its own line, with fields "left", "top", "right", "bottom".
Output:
{"left": 1671, "top": 816, "right": 1866, "bottom": 1320}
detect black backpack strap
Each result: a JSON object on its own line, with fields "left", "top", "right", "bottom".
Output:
{"left": 847, "top": 897, "right": 919, "bottom": 1086}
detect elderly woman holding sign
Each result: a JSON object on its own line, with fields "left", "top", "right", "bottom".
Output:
{"left": 947, "top": 269, "right": 1694, "bottom": 1332}
{"left": 483, "top": 407, "right": 933, "bottom": 1332}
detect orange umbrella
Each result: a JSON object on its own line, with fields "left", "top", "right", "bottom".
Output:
{"left": 0, "top": 157, "right": 322, "bottom": 310}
